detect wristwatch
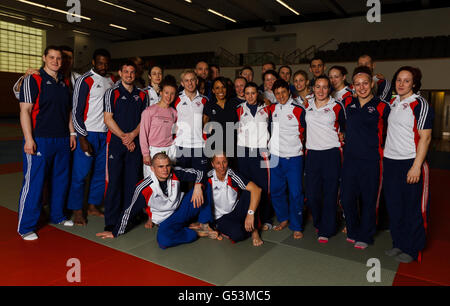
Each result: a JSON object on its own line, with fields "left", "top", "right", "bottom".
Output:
{"left": 247, "top": 209, "right": 254, "bottom": 215}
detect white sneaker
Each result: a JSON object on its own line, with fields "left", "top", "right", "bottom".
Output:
{"left": 59, "top": 220, "right": 74, "bottom": 227}
{"left": 21, "top": 232, "right": 38, "bottom": 241}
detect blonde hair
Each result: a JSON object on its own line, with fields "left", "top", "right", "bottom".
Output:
{"left": 180, "top": 69, "right": 197, "bottom": 81}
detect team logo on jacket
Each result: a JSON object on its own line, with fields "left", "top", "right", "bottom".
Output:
{"left": 96, "top": 84, "right": 102, "bottom": 88}
{"left": 134, "top": 95, "right": 140, "bottom": 101}
{"left": 324, "top": 108, "right": 330, "bottom": 113}
{"left": 212, "top": 109, "right": 216, "bottom": 115}
{"left": 350, "top": 104, "right": 357, "bottom": 108}
{"left": 402, "top": 104, "right": 409, "bottom": 110}
{"left": 196, "top": 102, "right": 202, "bottom": 107}
{"left": 287, "top": 114, "right": 293, "bottom": 120}
{"left": 46, "top": 80, "right": 52, "bottom": 85}
{"left": 274, "top": 113, "right": 278, "bottom": 118}
{"left": 259, "top": 110, "right": 265, "bottom": 115}
{"left": 367, "top": 106, "right": 376, "bottom": 113}
{"left": 182, "top": 102, "right": 187, "bottom": 105}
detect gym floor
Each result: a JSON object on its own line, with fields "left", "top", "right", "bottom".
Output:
{"left": 1, "top": 118, "right": 449, "bottom": 286}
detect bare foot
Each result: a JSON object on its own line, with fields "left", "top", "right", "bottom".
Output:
{"left": 188, "top": 222, "right": 201, "bottom": 230}
{"left": 273, "top": 220, "right": 288, "bottom": 231}
{"left": 73, "top": 209, "right": 86, "bottom": 226}
{"left": 293, "top": 231, "right": 303, "bottom": 239}
{"left": 144, "top": 218, "right": 154, "bottom": 229}
{"left": 252, "top": 230, "right": 263, "bottom": 247}
{"left": 195, "top": 223, "right": 219, "bottom": 239}
{"left": 96, "top": 231, "right": 114, "bottom": 239}
{"left": 88, "top": 205, "right": 104, "bottom": 217}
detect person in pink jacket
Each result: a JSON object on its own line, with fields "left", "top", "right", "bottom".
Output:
{"left": 140, "top": 75, "right": 178, "bottom": 178}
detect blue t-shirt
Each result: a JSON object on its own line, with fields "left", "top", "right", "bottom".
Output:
{"left": 19, "top": 68, "right": 71, "bottom": 138}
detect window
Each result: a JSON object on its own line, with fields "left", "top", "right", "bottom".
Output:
{"left": 0, "top": 20, "right": 44, "bottom": 73}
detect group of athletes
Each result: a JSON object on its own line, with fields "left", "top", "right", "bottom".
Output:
{"left": 14, "top": 44, "right": 433, "bottom": 264}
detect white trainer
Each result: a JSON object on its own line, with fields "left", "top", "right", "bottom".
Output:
{"left": 21, "top": 232, "right": 38, "bottom": 241}
{"left": 59, "top": 220, "right": 74, "bottom": 227}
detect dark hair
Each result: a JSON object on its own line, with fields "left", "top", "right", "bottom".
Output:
{"left": 120, "top": 60, "right": 137, "bottom": 71}
{"left": 263, "top": 61, "right": 276, "bottom": 70}
{"left": 329, "top": 65, "right": 348, "bottom": 77}
{"left": 234, "top": 76, "right": 248, "bottom": 84}
{"left": 262, "top": 69, "right": 279, "bottom": 81}
{"left": 313, "top": 75, "right": 332, "bottom": 89}
{"left": 212, "top": 77, "right": 229, "bottom": 100}
{"left": 352, "top": 66, "right": 373, "bottom": 81}
{"left": 293, "top": 69, "right": 309, "bottom": 81}
{"left": 310, "top": 57, "right": 325, "bottom": 66}
{"left": 148, "top": 64, "right": 164, "bottom": 75}
{"left": 272, "top": 79, "right": 290, "bottom": 93}
{"left": 93, "top": 48, "right": 111, "bottom": 60}
{"left": 358, "top": 54, "right": 374, "bottom": 63}
{"left": 210, "top": 64, "right": 220, "bottom": 72}
{"left": 59, "top": 45, "right": 74, "bottom": 54}
{"left": 197, "top": 76, "right": 206, "bottom": 91}
{"left": 241, "top": 66, "right": 254, "bottom": 74}
{"left": 392, "top": 66, "right": 422, "bottom": 94}
{"left": 244, "top": 82, "right": 265, "bottom": 106}
{"left": 160, "top": 74, "right": 177, "bottom": 91}
{"left": 44, "top": 45, "right": 62, "bottom": 56}
{"left": 278, "top": 65, "right": 292, "bottom": 75}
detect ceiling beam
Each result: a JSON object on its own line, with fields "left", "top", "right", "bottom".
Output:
{"left": 319, "top": 0, "right": 348, "bottom": 17}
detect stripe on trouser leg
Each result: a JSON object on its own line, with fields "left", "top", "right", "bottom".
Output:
{"left": 117, "top": 178, "right": 151, "bottom": 235}
{"left": 418, "top": 162, "right": 430, "bottom": 263}
{"left": 17, "top": 154, "right": 32, "bottom": 234}
{"left": 375, "top": 159, "right": 383, "bottom": 225}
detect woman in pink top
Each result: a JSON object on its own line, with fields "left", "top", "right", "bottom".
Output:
{"left": 140, "top": 75, "right": 178, "bottom": 178}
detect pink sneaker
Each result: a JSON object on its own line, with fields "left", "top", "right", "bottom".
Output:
{"left": 318, "top": 236, "right": 329, "bottom": 243}
{"left": 346, "top": 238, "right": 356, "bottom": 244}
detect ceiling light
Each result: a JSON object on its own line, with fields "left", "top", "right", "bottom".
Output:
{"left": 17, "top": 0, "right": 91, "bottom": 20}
{"left": 73, "top": 30, "right": 90, "bottom": 35}
{"left": 98, "top": 0, "right": 136, "bottom": 13}
{"left": 185, "top": 0, "right": 192, "bottom": 3}
{"left": 276, "top": 0, "right": 300, "bottom": 15}
{"left": 0, "top": 12, "right": 26, "bottom": 20}
{"left": 109, "top": 23, "right": 127, "bottom": 30}
{"left": 207, "top": 9, "right": 237, "bottom": 23}
{"left": 153, "top": 17, "right": 170, "bottom": 24}
{"left": 31, "top": 19, "right": 54, "bottom": 27}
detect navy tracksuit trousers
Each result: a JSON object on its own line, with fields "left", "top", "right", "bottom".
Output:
{"left": 304, "top": 148, "right": 341, "bottom": 238}
{"left": 383, "top": 157, "right": 429, "bottom": 260}
{"left": 104, "top": 139, "right": 142, "bottom": 231}
{"left": 340, "top": 154, "right": 381, "bottom": 244}
{"left": 237, "top": 146, "right": 273, "bottom": 227}
{"left": 211, "top": 190, "right": 256, "bottom": 243}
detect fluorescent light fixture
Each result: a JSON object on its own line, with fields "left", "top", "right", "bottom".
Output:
{"left": 0, "top": 12, "right": 26, "bottom": 20}
{"left": 17, "top": 0, "right": 91, "bottom": 20}
{"left": 98, "top": 0, "right": 136, "bottom": 13}
{"left": 153, "top": 17, "right": 170, "bottom": 24}
{"left": 276, "top": 0, "right": 300, "bottom": 15}
{"left": 73, "top": 30, "right": 90, "bottom": 35}
{"left": 109, "top": 23, "right": 127, "bottom": 30}
{"left": 207, "top": 8, "right": 236, "bottom": 23}
{"left": 31, "top": 19, "right": 54, "bottom": 27}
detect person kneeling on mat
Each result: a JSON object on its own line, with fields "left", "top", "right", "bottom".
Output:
{"left": 96, "top": 152, "right": 218, "bottom": 249}
{"left": 205, "top": 153, "right": 263, "bottom": 247}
